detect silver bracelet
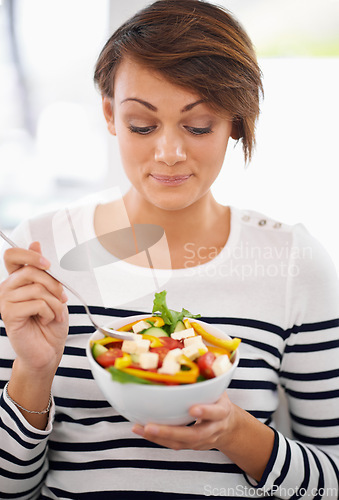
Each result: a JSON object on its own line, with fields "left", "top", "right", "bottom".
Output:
{"left": 4, "top": 382, "right": 52, "bottom": 415}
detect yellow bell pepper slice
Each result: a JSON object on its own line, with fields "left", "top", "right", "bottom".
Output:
{"left": 142, "top": 334, "right": 163, "bottom": 347}
{"left": 183, "top": 318, "right": 192, "bottom": 329}
{"left": 152, "top": 316, "right": 165, "bottom": 327}
{"left": 117, "top": 316, "right": 165, "bottom": 332}
{"left": 114, "top": 353, "right": 132, "bottom": 370}
{"left": 119, "top": 355, "right": 199, "bottom": 384}
{"left": 207, "top": 345, "right": 231, "bottom": 357}
{"left": 190, "top": 322, "right": 241, "bottom": 352}
{"left": 90, "top": 336, "right": 122, "bottom": 347}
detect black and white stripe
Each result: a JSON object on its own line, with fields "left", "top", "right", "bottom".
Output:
{"left": 1, "top": 306, "right": 338, "bottom": 499}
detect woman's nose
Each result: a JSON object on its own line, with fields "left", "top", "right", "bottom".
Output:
{"left": 154, "top": 130, "right": 187, "bottom": 166}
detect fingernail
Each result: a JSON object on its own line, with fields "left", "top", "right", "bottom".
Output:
{"left": 40, "top": 257, "right": 50, "bottom": 268}
{"left": 132, "top": 425, "right": 144, "bottom": 436}
{"left": 61, "top": 291, "right": 68, "bottom": 302}
{"left": 191, "top": 407, "right": 202, "bottom": 417}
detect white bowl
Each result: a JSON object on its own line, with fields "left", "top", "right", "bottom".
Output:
{"left": 86, "top": 315, "right": 239, "bottom": 425}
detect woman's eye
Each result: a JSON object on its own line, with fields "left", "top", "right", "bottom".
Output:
{"left": 128, "top": 125, "right": 156, "bottom": 135}
{"left": 185, "top": 126, "right": 213, "bottom": 136}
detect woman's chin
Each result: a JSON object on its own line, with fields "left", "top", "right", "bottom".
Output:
{"left": 145, "top": 191, "right": 199, "bottom": 212}
{"left": 125, "top": 180, "right": 206, "bottom": 213}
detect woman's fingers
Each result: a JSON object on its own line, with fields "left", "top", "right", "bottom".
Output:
{"left": 189, "top": 393, "right": 231, "bottom": 421}
{"left": 3, "top": 244, "right": 68, "bottom": 303}
{"left": 4, "top": 245, "right": 50, "bottom": 275}
{"left": 3, "top": 298, "right": 59, "bottom": 327}
{"left": 1, "top": 243, "right": 68, "bottom": 328}
{"left": 28, "top": 241, "right": 42, "bottom": 254}
{"left": 5, "top": 264, "right": 67, "bottom": 303}
{"left": 132, "top": 394, "right": 233, "bottom": 451}
{"left": 6, "top": 283, "right": 66, "bottom": 323}
{"left": 1, "top": 242, "right": 69, "bottom": 375}
{"left": 134, "top": 420, "right": 220, "bottom": 450}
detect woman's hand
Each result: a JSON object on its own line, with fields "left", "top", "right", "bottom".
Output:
{"left": 132, "top": 392, "right": 235, "bottom": 451}
{"left": 0, "top": 241, "right": 69, "bottom": 376}
{"left": 132, "top": 391, "right": 275, "bottom": 482}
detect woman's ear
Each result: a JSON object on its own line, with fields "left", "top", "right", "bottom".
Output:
{"left": 230, "top": 119, "right": 241, "bottom": 140}
{"left": 102, "top": 96, "right": 116, "bottom": 136}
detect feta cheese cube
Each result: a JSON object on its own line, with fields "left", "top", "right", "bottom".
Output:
{"left": 165, "top": 348, "right": 183, "bottom": 361}
{"left": 132, "top": 320, "right": 152, "bottom": 334}
{"left": 212, "top": 355, "right": 231, "bottom": 377}
{"left": 122, "top": 340, "right": 137, "bottom": 354}
{"left": 135, "top": 339, "right": 151, "bottom": 354}
{"left": 158, "top": 358, "right": 180, "bottom": 375}
{"left": 139, "top": 352, "right": 159, "bottom": 370}
{"left": 184, "top": 335, "right": 207, "bottom": 354}
{"left": 157, "top": 348, "right": 183, "bottom": 374}
{"left": 171, "top": 328, "right": 196, "bottom": 341}
{"left": 182, "top": 344, "right": 200, "bottom": 360}
{"left": 184, "top": 335, "right": 203, "bottom": 347}
{"left": 122, "top": 338, "right": 150, "bottom": 354}
{"left": 131, "top": 333, "right": 143, "bottom": 341}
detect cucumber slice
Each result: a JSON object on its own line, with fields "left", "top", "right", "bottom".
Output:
{"left": 144, "top": 326, "right": 169, "bottom": 338}
{"left": 173, "top": 321, "right": 186, "bottom": 332}
{"left": 131, "top": 353, "right": 140, "bottom": 364}
{"left": 92, "top": 343, "right": 108, "bottom": 359}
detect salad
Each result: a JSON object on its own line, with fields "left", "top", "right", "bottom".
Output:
{"left": 91, "top": 291, "right": 241, "bottom": 385}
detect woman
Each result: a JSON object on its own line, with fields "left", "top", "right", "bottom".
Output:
{"left": 0, "top": 0, "right": 338, "bottom": 498}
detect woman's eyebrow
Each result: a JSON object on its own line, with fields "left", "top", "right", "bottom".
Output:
{"left": 181, "top": 99, "right": 205, "bottom": 112}
{"left": 120, "top": 98, "right": 157, "bottom": 111}
{"left": 120, "top": 98, "right": 205, "bottom": 112}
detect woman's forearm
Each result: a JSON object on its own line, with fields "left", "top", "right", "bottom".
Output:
{"left": 7, "top": 359, "right": 55, "bottom": 430}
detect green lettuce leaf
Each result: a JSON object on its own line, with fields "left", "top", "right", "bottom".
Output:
{"left": 152, "top": 290, "right": 201, "bottom": 333}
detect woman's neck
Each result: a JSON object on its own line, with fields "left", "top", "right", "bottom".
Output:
{"left": 94, "top": 188, "right": 230, "bottom": 269}
{"left": 123, "top": 188, "right": 222, "bottom": 237}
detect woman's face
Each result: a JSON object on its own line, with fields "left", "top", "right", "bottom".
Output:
{"left": 103, "top": 57, "right": 235, "bottom": 212}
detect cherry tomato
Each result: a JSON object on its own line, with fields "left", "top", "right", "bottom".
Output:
{"left": 159, "top": 337, "right": 184, "bottom": 350}
{"left": 150, "top": 346, "right": 170, "bottom": 367}
{"left": 197, "top": 351, "right": 216, "bottom": 379}
{"left": 96, "top": 348, "right": 124, "bottom": 368}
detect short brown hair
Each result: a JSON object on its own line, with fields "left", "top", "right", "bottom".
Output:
{"left": 94, "top": 0, "right": 263, "bottom": 162}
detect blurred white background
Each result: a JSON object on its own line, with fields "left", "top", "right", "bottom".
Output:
{"left": 0, "top": 0, "right": 338, "bottom": 272}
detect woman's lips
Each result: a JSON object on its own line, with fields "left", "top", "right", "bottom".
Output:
{"left": 150, "top": 174, "right": 191, "bottom": 186}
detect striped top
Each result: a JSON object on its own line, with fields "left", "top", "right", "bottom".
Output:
{"left": 0, "top": 203, "right": 338, "bottom": 499}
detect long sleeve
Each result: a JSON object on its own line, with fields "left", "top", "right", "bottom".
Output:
{"left": 245, "top": 224, "right": 339, "bottom": 498}
{"left": 0, "top": 384, "right": 55, "bottom": 499}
